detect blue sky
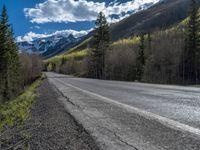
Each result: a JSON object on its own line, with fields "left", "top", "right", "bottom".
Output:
{"left": 0, "top": 0, "right": 159, "bottom": 42}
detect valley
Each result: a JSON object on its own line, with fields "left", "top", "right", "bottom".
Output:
{"left": 1, "top": 0, "right": 200, "bottom": 149}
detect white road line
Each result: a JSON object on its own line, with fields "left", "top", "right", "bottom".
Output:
{"left": 54, "top": 78, "right": 200, "bottom": 137}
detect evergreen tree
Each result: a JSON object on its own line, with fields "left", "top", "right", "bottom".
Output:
{"left": 147, "top": 32, "right": 152, "bottom": 53}
{"left": 0, "top": 5, "right": 21, "bottom": 101}
{"left": 139, "top": 34, "right": 145, "bottom": 65}
{"left": 0, "top": 5, "right": 11, "bottom": 100}
{"left": 92, "top": 12, "right": 110, "bottom": 79}
{"left": 183, "top": 0, "right": 200, "bottom": 84}
{"left": 9, "top": 27, "right": 21, "bottom": 97}
{"left": 136, "top": 34, "right": 146, "bottom": 81}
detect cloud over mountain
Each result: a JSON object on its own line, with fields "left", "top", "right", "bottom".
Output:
{"left": 17, "top": 29, "right": 91, "bottom": 42}
{"left": 24, "top": 0, "right": 160, "bottom": 24}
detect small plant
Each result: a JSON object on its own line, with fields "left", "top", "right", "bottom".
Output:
{"left": 0, "top": 79, "right": 41, "bottom": 132}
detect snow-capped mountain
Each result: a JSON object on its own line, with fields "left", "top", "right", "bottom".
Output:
{"left": 18, "top": 34, "right": 83, "bottom": 58}
{"left": 18, "top": 0, "right": 164, "bottom": 58}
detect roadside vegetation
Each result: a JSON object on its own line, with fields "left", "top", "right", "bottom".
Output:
{"left": 0, "top": 5, "right": 42, "bottom": 103}
{"left": 0, "top": 4, "right": 43, "bottom": 134}
{"left": 0, "top": 79, "right": 41, "bottom": 131}
{"left": 44, "top": 49, "right": 91, "bottom": 76}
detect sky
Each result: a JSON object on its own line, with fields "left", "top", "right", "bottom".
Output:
{"left": 0, "top": 0, "right": 160, "bottom": 42}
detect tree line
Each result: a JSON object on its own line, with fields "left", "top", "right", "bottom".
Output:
{"left": 86, "top": 0, "right": 200, "bottom": 85}
{"left": 182, "top": 0, "right": 200, "bottom": 84}
{"left": 0, "top": 6, "right": 42, "bottom": 102}
{"left": 45, "top": 0, "right": 200, "bottom": 85}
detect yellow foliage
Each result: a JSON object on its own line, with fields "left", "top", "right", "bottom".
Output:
{"left": 45, "top": 48, "right": 91, "bottom": 64}
{"left": 112, "top": 36, "right": 140, "bottom": 46}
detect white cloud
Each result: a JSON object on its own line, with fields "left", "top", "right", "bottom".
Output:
{"left": 24, "top": 0, "right": 160, "bottom": 24}
{"left": 16, "top": 29, "right": 92, "bottom": 42}
{"left": 16, "top": 32, "right": 46, "bottom": 42}
{"left": 30, "top": 26, "right": 41, "bottom": 29}
{"left": 20, "top": 0, "right": 161, "bottom": 42}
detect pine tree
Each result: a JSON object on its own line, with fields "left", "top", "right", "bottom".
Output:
{"left": 0, "top": 5, "right": 21, "bottom": 101}
{"left": 92, "top": 12, "right": 110, "bottom": 79}
{"left": 9, "top": 27, "right": 22, "bottom": 97}
{"left": 0, "top": 5, "right": 11, "bottom": 100}
{"left": 147, "top": 32, "right": 152, "bottom": 53}
{"left": 183, "top": 0, "right": 200, "bottom": 84}
{"left": 136, "top": 34, "right": 146, "bottom": 81}
{"left": 139, "top": 34, "right": 145, "bottom": 65}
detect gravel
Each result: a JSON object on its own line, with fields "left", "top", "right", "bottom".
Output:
{"left": 0, "top": 79, "right": 99, "bottom": 150}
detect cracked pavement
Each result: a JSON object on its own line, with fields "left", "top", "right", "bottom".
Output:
{"left": 46, "top": 72, "right": 200, "bottom": 150}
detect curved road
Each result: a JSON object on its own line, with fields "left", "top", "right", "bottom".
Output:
{"left": 46, "top": 72, "right": 200, "bottom": 150}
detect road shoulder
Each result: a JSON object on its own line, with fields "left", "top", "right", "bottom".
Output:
{"left": 0, "top": 79, "right": 99, "bottom": 150}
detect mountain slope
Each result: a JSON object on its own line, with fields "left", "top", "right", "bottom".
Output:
{"left": 67, "top": 0, "right": 196, "bottom": 53}
{"left": 20, "top": 0, "right": 199, "bottom": 58}
{"left": 110, "top": 0, "right": 199, "bottom": 41}
{"left": 18, "top": 0, "right": 162, "bottom": 58}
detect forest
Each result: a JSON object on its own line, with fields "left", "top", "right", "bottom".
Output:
{"left": 45, "top": 0, "right": 200, "bottom": 85}
{"left": 0, "top": 6, "right": 42, "bottom": 102}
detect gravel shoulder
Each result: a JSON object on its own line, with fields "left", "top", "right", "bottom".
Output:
{"left": 0, "top": 79, "right": 99, "bottom": 150}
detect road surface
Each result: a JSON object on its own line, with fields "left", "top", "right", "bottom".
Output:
{"left": 46, "top": 72, "right": 200, "bottom": 150}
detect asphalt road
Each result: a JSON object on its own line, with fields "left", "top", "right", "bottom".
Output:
{"left": 46, "top": 72, "right": 200, "bottom": 150}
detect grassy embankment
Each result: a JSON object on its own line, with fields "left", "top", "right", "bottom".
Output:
{"left": 0, "top": 78, "right": 41, "bottom": 131}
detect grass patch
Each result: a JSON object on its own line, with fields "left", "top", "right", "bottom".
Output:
{"left": 112, "top": 36, "right": 140, "bottom": 46}
{"left": 45, "top": 48, "right": 91, "bottom": 64}
{"left": 0, "top": 79, "right": 41, "bottom": 132}
{"left": 65, "top": 37, "right": 92, "bottom": 54}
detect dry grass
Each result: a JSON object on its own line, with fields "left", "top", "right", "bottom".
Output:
{"left": 0, "top": 79, "right": 41, "bottom": 132}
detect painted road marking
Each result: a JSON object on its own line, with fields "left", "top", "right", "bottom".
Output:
{"left": 54, "top": 78, "right": 200, "bottom": 137}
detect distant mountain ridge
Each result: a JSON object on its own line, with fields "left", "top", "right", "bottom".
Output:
{"left": 19, "top": 0, "right": 199, "bottom": 58}
{"left": 17, "top": 34, "right": 85, "bottom": 58}
{"left": 18, "top": 0, "right": 163, "bottom": 58}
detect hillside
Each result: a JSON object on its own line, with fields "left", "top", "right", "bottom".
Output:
{"left": 110, "top": 0, "right": 198, "bottom": 41}
{"left": 65, "top": 0, "right": 197, "bottom": 54}
{"left": 19, "top": 0, "right": 197, "bottom": 58}
{"left": 44, "top": 0, "right": 199, "bottom": 84}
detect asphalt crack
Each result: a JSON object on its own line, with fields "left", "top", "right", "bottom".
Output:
{"left": 113, "top": 132, "right": 139, "bottom": 150}
{"left": 52, "top": 78, "right": 139, "bottom": 150}
{"left": 51, "top": 79, "right": 80, "bottom": 108}
{"left": 95, "top": 124, "right": 138, "bottom": 150}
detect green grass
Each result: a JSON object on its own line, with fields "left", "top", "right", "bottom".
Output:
{"left": 0, "top": 79, "right": 41, "bottom": 131}
{"left": 112, "top": 36, "right": 140, "bottom": 46}
{"left": 45, "top": 48, "right": 91, "bottom": 64}
{"left": 65, "top": 37, "right": 92, "bottom": 54}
